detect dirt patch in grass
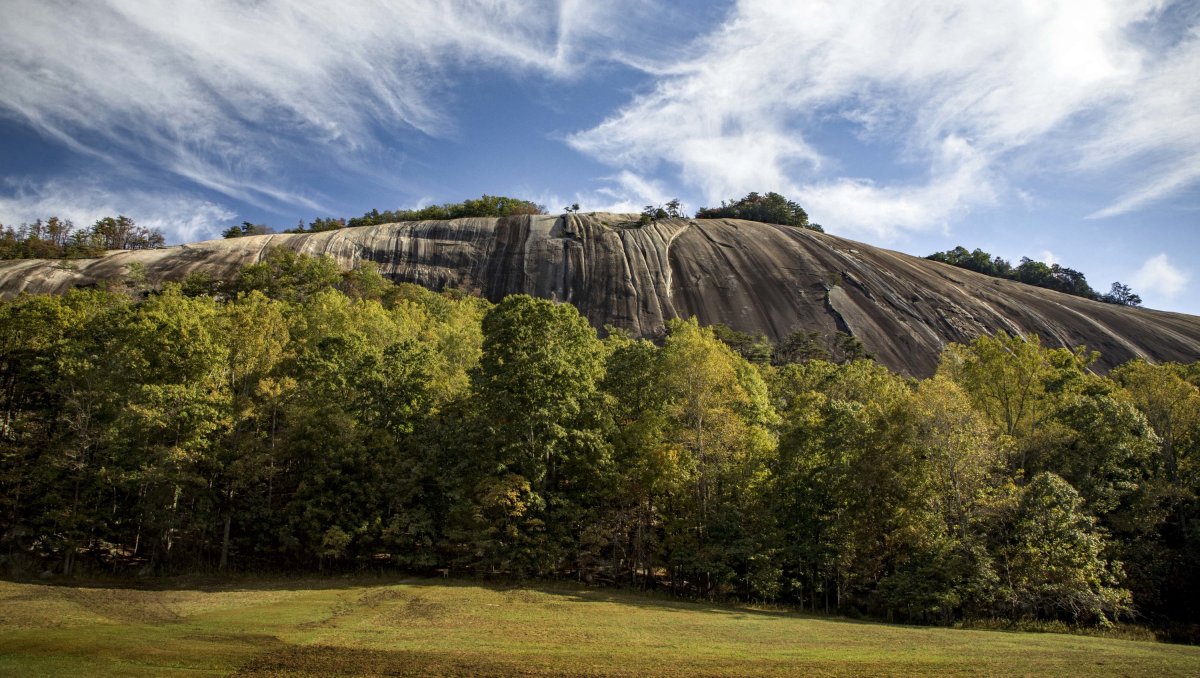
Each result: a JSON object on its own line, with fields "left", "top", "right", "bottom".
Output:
{"left": 232, "top": 644, "right": 545, "bottom": 677}
{"left": 384, "top": 591, "right": 448, "bottom": 624}
{"left": 228, "top": 643, "right": 939, "bottom": 678}
{"left": 55, "top": 586, "right": 185, "bottom": 625}
{"left": 179, "top": 632, "right": 281, "bottom": 646}
{"left": 0, "top": 582, "right": 185, "bottom": 627}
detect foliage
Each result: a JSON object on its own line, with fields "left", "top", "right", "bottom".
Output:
{"left": 232, "top": 247, "right": 342, "bottom": 303}
{"left": 925, "top": 246, "right": 1014, "bottom": 278}
{"left": 709, "top": 324, "right": 773, "bottom": 364}
{"left": 287, "top": 217, "right": 347, "bottom": 234}
{"left": 636, "top": 199, "right": 687, "bottom": 225}
{"left": 999, "top": 472, "right": 1131, "bottom": 624}
{"left": 457, "top": 294, "right": 610, "bottom": 575}
{"left": 1101, "top": 282, "right": 1142, "bottom": 307}
{"left": 346, "top": 195, "right": 546, "bottom": 228}
{"left": 0, "top": 260, "right": 1195, "bottom": 631}
{"left": 1, "top": 215, "right": 164, "bottom": 259}
{"left": 927, "top": 246, "right": 1140, "bottom": 306}
{"left": 222, "top": 222, "right": 274, "bottom": 238}
{"left": 695, "top": 192, "right": 823, "bottom": 231}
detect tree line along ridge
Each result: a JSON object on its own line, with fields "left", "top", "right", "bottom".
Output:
{"left": 1, "top": 193, "right": 1141, "bottom": 308}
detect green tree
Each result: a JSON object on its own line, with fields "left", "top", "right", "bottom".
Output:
{"left": 769, "top": 359, "right": 920, "bottom": 613}
{"left": 110, "top": 287, "right": 230, "bottom": 568}
{"left": 1035, "top": 381, "right": 1157, "bottom": 517}
{"left": 0, "top": 289, "right": 130, "bottom": 572}
{"left": 709, "top": 324, "right": 773, "bottom": 364}
{"left": 90, "top": 215, "right": 165, "bottom": 250}
{"left": 939, "top": 332, "right": 1090, "bottom": 476}
{"left": 347, "top": 195, "right": 545, "bottom": 227}
{"left": 599, "top": 334, "right": 672, "bottom": 586}
{"left": 1014, "top": 258, "right": 1095, "bottom": 298}
{"left": 999, "top": 472, "right": 1130, "bottom": 624}
{"left": 338, "top": 261, "right": 394, "bottom": 303}
{"left": 213, "top": 291, "right": 289, "bottom": 570}
{"left": 276, "top": 288, "right": 436, "bottom": 569}
{"left": 1113, "top": 360, "right": 1200, "bottom": 486}
{"left": 695, "top": 192, "right": 820, "bottom": 231}
{"left": 1111, "top": 360, "right": 1200, "bottom": 624}
{"left": 233, "top": 248, "right": 341, "bottom": 303}
{"left": 926, "top": 246, "right": 1014, "bottom": 278}
{"left": 655, "top": 318, "right": 776, "bottom": 597}
{"left": 773, "top": 329, "right": 830, "bottom": 365}
{"left": 1101, "top": 282, "right": 1141, "bottom": 307}
{"left": 221, "top": 222, "right": 273, "bottom": 238}
{"left": 460, "top": 295, "right": 610, "bottom": 575}
{"left": 878, "top": 376, "right": 1012, "bottom": 622}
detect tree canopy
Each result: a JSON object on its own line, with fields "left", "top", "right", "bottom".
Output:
{"left": 346, "top": 195, "right": 546, "bottom": 229}
{"left": 695, "top": 192, "right": 823, "bottom": 231}
{"left": 0, "top": 261, "right": 1196, "bottom": 635}
{"left": 222, "top": 222, "right": 274, "bottom": 238}
{"left": 926, "top": 246, "right": 1141, "bottom": 307}
{"left": 1, "top": 216, "right": 165, "bottom": 259}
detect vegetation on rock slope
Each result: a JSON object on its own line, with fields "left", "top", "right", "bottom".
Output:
{"left": 0, "top": 215, "right": 165, "bottom": 259}
{"left": 696, "top": 191, "right": 823, "bottom": 231}
{"left": 927, "top": 245, "right": 1142, "bottom": 306}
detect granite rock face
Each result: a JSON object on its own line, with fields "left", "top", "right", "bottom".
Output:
{"left": 2, "top": 214, "right": 1197, "bottom": 376}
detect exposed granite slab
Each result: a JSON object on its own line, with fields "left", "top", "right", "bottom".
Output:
{"left": 2, "top": 214, "right": 1196, "bottom": 376}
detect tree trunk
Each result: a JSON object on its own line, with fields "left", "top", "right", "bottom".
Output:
{"left": 219, "top": 512, "right": 232, "bottom": 571}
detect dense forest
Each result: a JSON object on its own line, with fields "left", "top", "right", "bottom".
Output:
{"left": 927, "top": 246, "right": 1142, "bottom": 306}
{"left": 1, "top": 250, "right": 1197, "bottom": 636}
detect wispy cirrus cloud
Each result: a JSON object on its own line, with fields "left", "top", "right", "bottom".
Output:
{"left": 1083, "top": 25, "right": 1200, "bottom": 218}
{"left": 0, "top": 0, "right": 664, "bottom": 212}
{"left": 569, "top": 0, "right": 1198, "bottom": 239}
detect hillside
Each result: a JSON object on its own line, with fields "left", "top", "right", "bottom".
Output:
{"left": 1, "top": 214, "right": 1197, "bottom": 375}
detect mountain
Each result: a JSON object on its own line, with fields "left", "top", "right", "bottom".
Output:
{"left": 2, "top": 214, "right": 1197, "bottom": 376}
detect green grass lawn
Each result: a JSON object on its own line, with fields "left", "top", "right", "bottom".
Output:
{"left": 1, "top": 576, "right": 1197, "bottom": 676}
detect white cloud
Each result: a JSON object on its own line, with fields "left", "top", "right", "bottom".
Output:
{"left": 1082, "top": 28, "right": 1200, "bottom": 218}
{"left": 1132, "top": 253, "right": 1190, "bottom": 298}
{"left": 1040, "top": 250, "right": 1059, "bottom": 267}
{"left": 796, "top": 135, "right": 995, "bottom": 239}
{"left": 1087, "top": 163, "right": 1200, "bottom": 220}
{"left": 548, "top": 171, "right": 679, "bottom": 215}
{"left": 0, "top": 179, "right": 235, "bottom": 244}
{"left": 2, "top": 1, "right": 1195, "bottom": 239}
{"left": 521, "top": 170, "right": 691, "bottom": 217}
{"left": 0, "top": 0, "right": 658, "bottom": 210}
{"left": 568, "top": 0, "right": 1196, "bottom": 238}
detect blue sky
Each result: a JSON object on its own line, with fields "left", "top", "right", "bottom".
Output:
{"left": 1, "top": 0, "right": 1197, "bottom": 314}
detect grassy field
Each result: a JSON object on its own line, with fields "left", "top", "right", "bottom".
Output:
{"left": 1, "top": 577, "right": 1198, "bottom": 676}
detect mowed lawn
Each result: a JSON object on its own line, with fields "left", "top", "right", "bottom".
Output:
{"left": 1, "top": 577, "right": 1198, "bottom": 677}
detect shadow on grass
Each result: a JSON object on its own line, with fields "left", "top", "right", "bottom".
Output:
{"left": 0, "top": 572, "right": 374, "bottom": 593}
{"left": 2, "top": 570, "right": 827, "bottom": 620}
{"left": 228, "top": 642, "right": 822, "bottom": 677}
{"left": 0, "top": 572, "right": 1164, "bottom": 641}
